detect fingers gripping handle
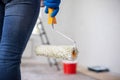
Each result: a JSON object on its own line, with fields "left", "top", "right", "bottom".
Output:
{"left": 48, "top": 8, "right": 57, "bottom": 24}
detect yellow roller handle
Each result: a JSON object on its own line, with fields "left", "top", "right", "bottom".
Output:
{"left": 48, "top": 8, "right": 57, "bottom": 24}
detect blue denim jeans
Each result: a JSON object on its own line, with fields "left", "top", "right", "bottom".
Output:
{"left": 0, "top": 0, "right": 40, "bottom": 80}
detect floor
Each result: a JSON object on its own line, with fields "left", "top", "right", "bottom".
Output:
{"left": 21, "top": 59, "right": 96, "bottom": 80}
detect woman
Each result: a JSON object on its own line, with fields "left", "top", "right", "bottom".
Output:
{"left": 0, "top": 0, "right": 61, "bottom": 80}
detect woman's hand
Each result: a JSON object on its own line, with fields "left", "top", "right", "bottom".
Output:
{"left": 44, "top": 0, "right": 61, "bottom": 17}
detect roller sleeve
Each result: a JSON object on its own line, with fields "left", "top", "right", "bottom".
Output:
{"left": 35, "top": 45, "right": 78, "bottom": 60}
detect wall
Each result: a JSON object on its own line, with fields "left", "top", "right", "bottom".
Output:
{"left": 60, "top": 0, "right": 120, "bottom": 73}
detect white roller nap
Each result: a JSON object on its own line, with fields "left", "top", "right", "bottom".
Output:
{"left": 35, "top": 45, "right": 78, "bottom": 60}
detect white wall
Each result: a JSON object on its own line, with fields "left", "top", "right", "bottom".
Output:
{"left": 58, "top": 0, "right": 120, "bottom": 73}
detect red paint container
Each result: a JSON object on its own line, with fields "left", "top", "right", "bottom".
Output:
{"left": 63, "top": 61, "right": 77, "bottom": 74}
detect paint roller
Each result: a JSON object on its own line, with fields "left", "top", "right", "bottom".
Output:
{"left": 35, "top": 8, "right": 78, "bottom": 61}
